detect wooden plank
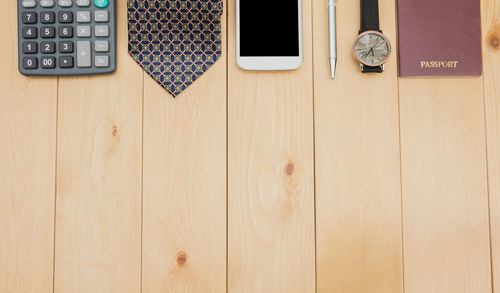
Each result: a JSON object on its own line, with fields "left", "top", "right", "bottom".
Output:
{"left": 141, "top": 1, "right": 227, "bottom": 292}
{"left": 313, "top": 0, "right": 403, "bottom": 291}
{"left": 399, "top": 76, "right": 491, "bottom": 292}
{"left": 0, "top": 1, "right": 57, "bottom": 292}
{"left": 483, "top": 0, "right": 500, "bottom": 290}
{"left": 53, "top": 0, "right": 142, "bottom": 292}
{"left": 227, "top": 0, "right": 315, "bottom": 292}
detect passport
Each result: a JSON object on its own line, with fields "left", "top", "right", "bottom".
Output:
{"left": 397, "top": 0, "right": 483, "bottom": 76}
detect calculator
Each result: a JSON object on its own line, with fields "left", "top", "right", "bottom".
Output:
{"left": 17, "top": 0, "right": 116, "bottom": 76}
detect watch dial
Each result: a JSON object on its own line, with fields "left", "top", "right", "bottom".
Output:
{"left": 354, "top": 32, "right": 390, "bottom": 66}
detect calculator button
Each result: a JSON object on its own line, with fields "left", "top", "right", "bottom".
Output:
{"left": 22, "top": 12, "right": 37, "bottom": 24}
{"left": 59, "top": 41, "right": 74, "bottom": 53}
{"left": 22, "top": 0, "right": 37, "bottom": 8}
{"left": 76, "top": 0, "right": 90, "bottom": 6}
{"left": 58, "top": 11, "right": 73, "bottom": 23}
{"left": 40, "top": 11, "right": 55, "bottom": 24}
{"left": 40, "top": 41, "right": 56, "bottom": 53}
{"left": 23, "top": 57, "right": 38, "bottom": 69}
{"left": 22, "top": 27, "right": 37, "bottom": 39}
{"left": 40, "top": 0, "right": 55, "bottom": 7}
{"left": 94, "top": 10, "right": 108, "bottom": 22}
{"left": 58, "top": 0, "right": 72, "bottom": 7}
{"left": 40, "top": 26, "right": 56, "bottom": 38}
{"left": 95, "top": 56, "right": 109, "bottom": 67}
{"left": 77, "top": 41, "right": 91, "bottom": 67}
{"left": 94, "top": 25, "right": 109, "bottom": 37}
{"left": 77, "top": 26, "right": 91, "bottom": 37}
{"left": 59, "top": 56, "right": 74, "bottom": 68}
{"left": 77, "top": 11, "right": 91, "bottom": 23}
{"left": 58, "top": 26, "right": 73, "bottom": 38}
{"left": 95, "top": 40, "right": 108, "bottom": 52}
{"left": 94, "top": 0, "right": 108, "bottom": 8}
{"left": 41, "top": 56, "right": 56, "bottom": 68}
{"left": 23, "top": 42, "right": 38, "bottom": 54}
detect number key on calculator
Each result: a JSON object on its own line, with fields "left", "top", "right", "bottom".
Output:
{"left": 18, "top": 0, "right": 116, "bottom": 76}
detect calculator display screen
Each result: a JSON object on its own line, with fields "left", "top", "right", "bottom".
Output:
{"left": 239, "top": 0, "right": 300, "bottom": 57}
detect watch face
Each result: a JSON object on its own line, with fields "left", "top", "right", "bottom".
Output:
{"left": 354, "top": 31, "right": 391, "bottom": 66}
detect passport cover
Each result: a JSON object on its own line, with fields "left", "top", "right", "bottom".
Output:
{"left": 397, "top": 0, "right": 483, "bottom": 76}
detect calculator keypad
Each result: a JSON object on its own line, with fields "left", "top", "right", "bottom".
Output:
{"left": 23, "top": 57, "right": 38, "bottom": 69}
{"left": 41, "top": 41, "right": 56, "bottom": 53}
{"left": 59, "top": 56, "right": 73, "bottom": 67}
{"left": 40, "top": 11, "right": 55, "bottom": 23}
{"left": 40, "top": 0, "right": 55, "bottom": 7}
{"left": 22, "top": 12, "right": 37, "bottom": 23}
{"left": 22, "top": 0, "right": 37, "bottom": 8}
{"left": 59, "top": 41, "right": 73, "bottom": 52}
{"left": 23, "top": 42, "right": 38, "bottom": 53}
{"left": 58, "top": 11, "right": 73, "bottom": 23}
{"left": 18, "top": 0, "right": 115, "bottom": 76}
{"left": 58, "top": 0, "right": 72, "bottom": 8}
{"left": 40, "top": 26, "right": 55, "bottom": 38}
{"left": 77, "top": 26, "right": 91, "bottom": 37}
{"left": 23, "top": 27, "right": 38, "bottom": 39}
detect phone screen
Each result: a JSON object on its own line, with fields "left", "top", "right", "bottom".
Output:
{"left": 239, "top": 0, "right": 300, "bottom": 57}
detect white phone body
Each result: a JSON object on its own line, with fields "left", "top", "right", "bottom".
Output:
{"left": 236, "top": 0, "right": 303, "bottom": 71}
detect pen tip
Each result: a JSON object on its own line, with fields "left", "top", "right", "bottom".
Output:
{"left": 330, "top": 59, "right": 336, "bottom": 79}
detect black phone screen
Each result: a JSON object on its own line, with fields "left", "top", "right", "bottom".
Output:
{"left": 239, "top": 0, "right": 300, "bottom": 57}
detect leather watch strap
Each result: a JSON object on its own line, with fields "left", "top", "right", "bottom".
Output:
{"left": 361, "top": 65, "right": 383, "bottom": 73}
{"left": 360, "top": 0, "right": 380, "bottom": 33}
{"left": 359, "top": 0, "right": 382, "bottom": 73}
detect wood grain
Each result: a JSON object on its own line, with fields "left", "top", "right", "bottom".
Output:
{"left": 141, "top": 1, "right": 227, "bottom": 292}
{"left": 54, "top": 0, "right": 142, "bottom": 292}
{"left": 227, "top": 0, "right": 315, "bottom": 292}
{"left": 483, "top": 0, "right": 500, "bottom": 290}
{"left": 0, "top": 1, "right": 57, "bottom": 292}
{"left": 2, "top": 0, "right": 500, "bottom": 291}
{"left": 399, "top": 77, "right": 492, "bottom": 292}
{"left": 313, "top": 0, "right": 403, "bottom": 291}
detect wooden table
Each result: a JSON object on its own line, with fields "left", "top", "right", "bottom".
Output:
{"left": 1, "top": 0, "right": 500, "bottom": 292}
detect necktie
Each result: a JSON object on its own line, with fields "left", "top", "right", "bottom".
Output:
{"left": 128, "top": 0, "right": 223, "bottom": 97}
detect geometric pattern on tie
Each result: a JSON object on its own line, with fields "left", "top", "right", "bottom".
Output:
{"left": 128, "top": 0, "right": 223, "bottom": 97}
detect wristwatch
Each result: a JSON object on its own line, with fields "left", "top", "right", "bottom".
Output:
{"left": 353, "top": 0, "right": 391, "bottom": 73}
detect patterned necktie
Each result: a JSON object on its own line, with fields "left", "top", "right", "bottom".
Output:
{"left": 128, "top": 0, "right": 223, "bottom": 97}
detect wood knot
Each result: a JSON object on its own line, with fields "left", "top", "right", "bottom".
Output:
{"left": 285, "top": 162, "right": 295, "bottom": 176}
{"left": 487, "top": 26, "right": 500, "bottom": 51}
{"left": 490, "top": 36, "right": 499, "bottom": 49}
{"left": 176, "top": 252, "right": 187, "bottom": 265}
{"left": 111, "top": 125, "right": 119, "bottom": 137}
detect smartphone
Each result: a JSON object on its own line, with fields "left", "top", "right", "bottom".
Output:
{"left": 236, "top": 0, "right": 303, "bottom": 71}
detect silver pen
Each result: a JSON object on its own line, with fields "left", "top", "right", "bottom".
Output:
{"left": 328, "top": 0, "right": 337, "bottom": 79}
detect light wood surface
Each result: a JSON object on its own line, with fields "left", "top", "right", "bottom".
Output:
{"left": 54, "top": 0, "right": 142, "bottom": 292}
{"left": 142, "top": 1, "right": 226, "bottom": 292}
{"left": 400, "top": 78, "right": 492, "bottom": 293}
{"left": 227, "top": 0, "right": 316, "bottom": 292}
{"left": 313, "top": 0, "right": 403, "bottom": 292}
{"left": 1, "top": 0, "right": 500, "bottom": 292}
{"left": 483, "top": 0, "right": 500, "bottom": 291}
{"left": 0, "top": 1, "right": 57, "bottom": 292}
